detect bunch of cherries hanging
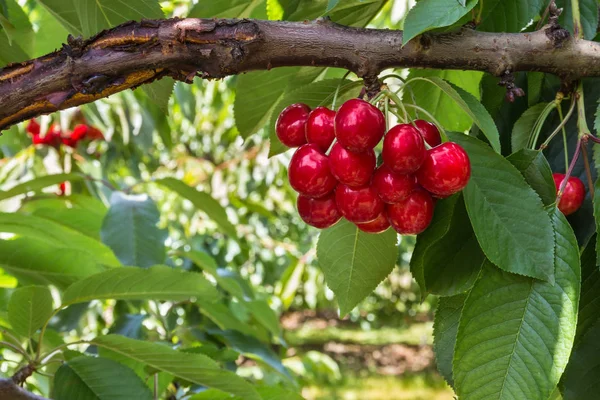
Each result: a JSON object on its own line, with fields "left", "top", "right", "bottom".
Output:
{"left": 276, "top": 97, "right": 471, "bottom": 235}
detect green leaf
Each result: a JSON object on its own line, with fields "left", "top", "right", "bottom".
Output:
{"left": 0, "top": 238, "right": 107, "bottom": 289}
{"left": 234, "top": 67, "right": 322, "bottom": 141}
{"left": 325, "top": 0, "right": 341, "bottom": 12}
{"left": 576, "top": 237, "right": 600, "bottom": 343}
{"left": 450, "top": 132, "right": 555, "bottom": 281}
{"left": 189, "top": 0, "right": 265, "bottom": 18}
{"left": 0, "top": 0, "right": 33, "bottom": 51}
{"left": 403, "top": 0, "right": 478, "bottom": 44}
{"left": 0, "top": 173, "right": 83, "bottom": 201}
{"left": 477, "top": 0, "right": 545, "bottom": 32}
{"left": 561, "top": 321, "right": 600, "bottom": 400}
{"left": 32, "top": 207, "right": 104, "bottom": 240}
{"left": 421, "top": 195, "right": 485, "bottom": 296}
{"left": 511, "top": 102, "right": 550, "bottom": 153}
{"left": 268, "top": 78, "right": 362, "bottom": 156}
{"left": 62, "top": 265, "right": 221, "bottom": 305}
{"left": 507, "top": 149, "right": 556, "bottom": 206}
{"left": 407, "top": 70, "right": 483, "bottom": 133}
{"left": 54, "top": 356, "right": 153, "bottom": 400}
{"left": 91, "top": 335, "right": 261, "bottom": 400}
{"left": 453, "top": 210, "right": 580, "bottom": 400}
{"left": 557, "top": 0, "right": 599, "bottom": 40}
{"left": 410, "top": 194, "right": 461, "bottom": 293}
{"left": 197, "top": 302, "right": 257, "bottom": 337}
{"left": 32, "top": 4, "right": 70, "bottom": 56}
{"left": 411, "top": 77, "right": 501, "bottom": 153}
{"left": 8, "top": 286, "right": 53, "bottom": 338}
{"left": 37, "top": 0, "right": 83, "bottom": 35}
{"left": 245, "top": 299, "right": 282, "bottom": 339}
{"left": 155, "top": 178, "right": 237, "bottom": 238}
{"left": 100, "top": 192, "right": 166, "bottom": 268}
{"left": 316, "top": 219, "right": 398, "bottom": 316}
{"left": 433, "top": 293, "right": 466, "bottom": 387}
{"left": 140, "top": 78, "right": 174, "bottom": 114}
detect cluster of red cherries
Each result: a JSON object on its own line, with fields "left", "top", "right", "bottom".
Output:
{"left": 26, "top": 119, "right": 104, "bottom": 149}
{"left": 277, "top": 98, "right": 471, "bottom": 235}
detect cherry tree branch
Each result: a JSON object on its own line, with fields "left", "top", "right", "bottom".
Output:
{"left": 0, "top": 17, "right": 599, "bottom": 131}
{"left": 0, "top": 379, "right": 48, "bottom": 400}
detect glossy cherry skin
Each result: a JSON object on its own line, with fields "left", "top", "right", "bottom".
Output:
{"left": 71, "top": 124, "right": 89, "bottom": 141}
{"left": 329, "top": 142, "right": 376, "bottom": 188}
{"left": 276, "top": 103, "right": 311, "bottom": 147}
{"left": 356, "top": 211, "right": 390, "bottom": 234}
{"left": 306, "top": 107, "right": 336, "bottom": 151}
{"left": 382, "top": 124, "right": 426, "bottom": 174}
{"left": 372, "top": 165, "right": 416, "bottom": 204}
{"left": 553, "top": 173, "right": 585, "bottom": 216}
{"left": 335, "top": 184, "right": 384, "bottom": 223}
{"left": 414, "top": 120, "right": 441, "bottom": 147}
{"left": 288, "top": 144, "right": 337, "bottom": 198}
{"left": 27, "top": 119, "right": 40, "bottom": 136}
{"left": 334, "top": 99, "right": 385, "bottom": 152}
{"left": 297, "top": 193, "right": 342, "bottom": 229}
{"left": 416, "top": 142, "right": 471, "bottom": 197}
{"left": 387, "top": 188, "right": 435, "bottom": 235}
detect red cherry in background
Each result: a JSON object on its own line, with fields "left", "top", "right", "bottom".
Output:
{"left": 387, "top": 188, "right": 434, "bottom": 235}
{"left": 33, "top": 124, "right": 62, "bottom": 147}
{"left": 414, "top": 120, "right": 441, "bottom": 147}
{"left": 276, "top": 103, "right": 311, "bottom": 147}
{"left": 372, "top": 165, "right": 416, "bottom": 204}
{"left": 553, "top": 173, "right": 585, "bottom": 216}
{"left": 71, "top": 124, "right": 89, "bottom": 141}
{"left": 27, "top": 119, "right": 40, "bottom": 136}
{"left": 288, "top": 144, "right": 337, "bottom": 198}
{"left": 297, "top": 193, "right": 341, "bottom": 229}
{"left": 335, "top": 99, "right": 385, "bottom": 152}
{"left": 416, "top": 142, "right": 471, "bottom": 198}
{"left": 356, "top": 211, "right": 390, "bottom": 234}
{"left": 382, "top": 124, "right": 426, "bottom": 174}
{"left": 306, "top": 107, "right": 336, "bottom": 151}
{"left": 329, "top": 142, "right": 376, "bottom": 188}
{"left": 335, "top": 184, "right": 384, "bottom": 223}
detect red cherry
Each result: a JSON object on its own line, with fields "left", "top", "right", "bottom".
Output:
{"left": 335, "top": 184, "right": 384, "bottom": 223}
{"left": 33, "top": 124, "right": 61, "bottom": 147}
{"left": 87, "top": 126, "right": 104, "bottom": 140}
{"left": 306, "top": 107, "right": 336, "bottom": 151}
{"left": 382, "top": 124, "right": 426, "bottom": 174}
{"left": 334, "top": 99, "right": 385, "bottom": 152}
{"left": 27, "top": 119, "right": 40, "bottom": 136}
{"left": 329, "top": 142, "right": 376, "bottom": 188}
{"left": 297, "top": 193, "right": 341, "bottom": 229}
{"left": 416, "top": 142, "right": 471, "bottom": 197}
{"left": 414, "top": 120, "right": 441, "bottom": 147}
{"left": 276, "top": 103, "right": 311, "bottom": 147}
{"left": 71, "top": 124, "right": 89, "bottom": 141}
{"left": 61, "top": 136, "right": 78, "bottom": 148}
{"left": 553, "top": 173, "right": 585, "bottom": 216}
{"left": 58, "top": 182, "right": 67, "bottom": 196}
{"left": 372, "top": 165, "right": 416, "bottom": 204}
{"left": 387, "top": 188, "right": 435, "bottom": 235}
{"left": 289, "top": 144, "right": 337, "bottom": 198}
{"left": 356, "top": 211, "right": 390, "bottom": 234}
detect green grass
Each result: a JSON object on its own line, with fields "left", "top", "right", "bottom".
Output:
{"left": 285, "top": 322, "right": 433, "bottom": 346}
{"left": 303, "top": 372, "right": 454, "bottom": 400}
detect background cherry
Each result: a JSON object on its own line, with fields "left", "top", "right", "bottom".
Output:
{"left": 297, "top": 193, "right": 341, "bottom": 228}
{"left": 356, "top": 211, "right": 390, "bottom": 234}
{"left": 553, "top": 173, "right": 585, "bottom": 215}
{"left": 288, "top": 144, "right": 337, "bottom": 198}
{"left": 329, "top": 143, "right": 376, "bottom": 188}
{"left": 335, "top": 184, "right": 384, "bottom": 223}
{"left": 334, "top": 98, "right": 385, "bottom": 152}
{"left": 416, "top": 142, "right": 471, "bottom": 197}
{"left": 382, "top": 124, "right": 426, "bottom": 174}
{"left": 387, "top": 188, "right": 434, "bottom": 235}
{"left": 306, "top": 107, "right": 336, "bottom": 151}
{"left": 372, "top": 165, "right": 416, "bottom": 203}
{"left": 414, "top": 120, "right": 441, "bottom": 147}
{"left": 276, "top": 103, "right": 311, "bottom": 147}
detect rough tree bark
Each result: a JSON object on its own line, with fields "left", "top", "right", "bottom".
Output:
{"left": 0, "top": 17, "right": 599, "bottom": 131}
{"left": 0, "top": 379, "right": 48, "bottom": 400}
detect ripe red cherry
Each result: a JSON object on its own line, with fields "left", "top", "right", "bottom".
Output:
{"left": 329, "top": 143, "right": 376, "bottom": 188}
{"left": 335, "top": 184, "right": 384, "bottom": 223}
{"left": 71, "top": 124, "right": 89, "bottom": 141}
{"left": 289, "top": 144, "right": 337, "bottom": 198}
{"left": 414, "top": 120, "right": 441, "bottom": 147}
{"left": 356, "top": 211, "right": 390, "bottom": 234}
{"left": 382, "top": 124, "right": 426, "bottom": 174}
{"left": 553, "top": 173, "right": 585, "bottom": 216}
{"left": 306, "top": 107, "right": 336, "bottom": 151}
{"left": 297, "top": 193, "right": 341, "bottom": 229}
{"left": 372, "top": 165, "right": 416, "bottom": 204}
{"left": 276, "top": 103, "right": 311, "bottom": 147}
{"left": 334, "top": 99, "right": 385, "bottom": 152}
{"left": 33, "top": 124, "right": 61, "bottom": 147}
{"left": 27, "top": 119, "right": 40, "bottom": 136}
{"left": 416, "top": 142, "right": 471, "bottom": 197}
{"left": 387, "top": 188, "right": 435, "bottom": 235}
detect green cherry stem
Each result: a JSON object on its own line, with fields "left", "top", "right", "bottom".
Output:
{"left": 557, "top": 137, "right": 582, "bottom": 206}
{"left": 581, "top": 141, "right": 594, "bottom": 201}
{"left": 539, "top": 95, "right": 576, "bottom": 152}
{"left": 528, "top": 101, "right": 557, "bottom": 149}
{"left": 332, "top": 70, "right": 352, "bottom": 109}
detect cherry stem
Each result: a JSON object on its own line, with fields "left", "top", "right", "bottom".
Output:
{"left": 557, "top": 137, "right": 582, "bottom": 205}
{"left": 0, "top": 341, "right": 30, "bottom": 361}
{"left": 539, "top": 96, "right": 576, "bottom": 151}
{"left": 332, "top": 70, "right": 352, "bottom": 109}
{"left": 581, "top": 141, "right": 595, "bottom": 201}
{"left": 529, "top": 101, "right": 557, "bottom": 149}
{"left": 400, "top": 103, "right": 448, "bottom": 142}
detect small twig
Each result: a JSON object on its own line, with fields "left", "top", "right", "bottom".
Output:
{"left": 12, "top": 364, "right": 36, "bottom": 385}
{"left": 499, "top": 70, "right": 525, "bottom": 102}
{"left": 0, "top": 341, "right": 31, "bottom": 361}
{"left": 557, "top": 137, "right": 582, "bottom": 205}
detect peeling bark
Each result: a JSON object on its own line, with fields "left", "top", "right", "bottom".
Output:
{"left": 1, "top": 17, "right": 600, "bottom": 130}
